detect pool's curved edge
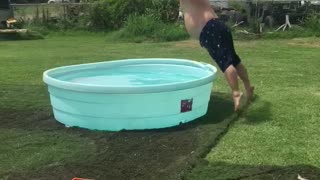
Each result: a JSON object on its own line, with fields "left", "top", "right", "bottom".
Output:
{"left": 43, "top": 58, "right": 218, "bottom": 94}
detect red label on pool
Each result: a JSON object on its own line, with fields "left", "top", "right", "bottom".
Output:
{"left": 181, "top": 99, "right": 193, "bottom": 113}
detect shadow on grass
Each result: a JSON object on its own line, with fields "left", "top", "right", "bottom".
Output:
{"left": 186, "top": 161, "right": 320, "bottom": 180}
{"left": 0, "top": 31, "right": 44, "bottom": 41}
{"left": 0, "top": 107, "right": 63, "bottom": 132}
{"left": 240, "top": 95, "right": 273, "bottom": 125}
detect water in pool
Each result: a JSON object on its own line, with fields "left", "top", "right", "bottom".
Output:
{"left": 61, "top": 64, "right": 206, "bottom": 86}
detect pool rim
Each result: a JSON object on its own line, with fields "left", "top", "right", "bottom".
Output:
{"left": 43, "top": 58, "right": 217, "bottom": 94}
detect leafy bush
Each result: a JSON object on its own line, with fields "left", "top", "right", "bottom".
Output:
{"left": 87, "top": 0, "right": 152, "bottom": 30}
{"left": 18, "top": 0, "right": 184, "bottom": 42}
{"left": 87, "top": 0, "right": 112, "bottom": 30}
{"left": 87, "top": 0, "right": 179, "bottom": 30}
{"left": 247, "top": 17, "right": 261, "bottom": 34}
{"left": 303, "top": 12, "right": 320, "bottom": 31}
{"left": 118, "top": 14, "right": 160, "bottom": 39}
{"left": 146, "top": 0, "right": 179, "bottom": 23}
{"left": 18, "top": 0, "right": 180, "bottom": 34}
{"left": 154, "top": 23, "right": 189, "bottom": 41}
{"left": 114, "top": 14, "right": 188, "bottom": 42}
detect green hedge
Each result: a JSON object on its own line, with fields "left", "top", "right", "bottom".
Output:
{"left": 114, "top": 14, "right": 188, "bottom": 42}
{"left": 87, "top": 0, "right": 179, "bottom": 30}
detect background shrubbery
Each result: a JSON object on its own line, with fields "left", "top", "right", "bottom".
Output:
{"left": 88, "top": 0, "right": 152, "bottom": 30}
{"left": 16, "top": 0, "right": 320, "bottom": 41}
{"left": 86, "top": 0, "right": 180, "bottom": 31}
{"left": 21, "top": 0, "right": 187, "bottom": 41}
{"left": 303, "top": 12, "right": 320, "bottom": 31}
{"left": 113, "top": 14, "right": 188, "bottom": 42}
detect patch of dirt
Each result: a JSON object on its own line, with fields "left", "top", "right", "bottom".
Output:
{"left": 288, "top": 39, "right": 320, "bottom": 48}
{"left": 1, "top": 93, "right": 237, "bottom": 180}
{"left": 313, "top": 91, "right": 320, "bottom": 96}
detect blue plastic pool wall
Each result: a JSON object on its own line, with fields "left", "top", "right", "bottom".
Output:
{"left": 48, "top": 82, "right": 213, "bottom": 131}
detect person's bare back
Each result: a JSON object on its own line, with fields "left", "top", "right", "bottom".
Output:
{"left": 179, "top": 0, "right": 218, "bottom": 39}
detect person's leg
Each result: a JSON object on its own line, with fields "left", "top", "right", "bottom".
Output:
{"left": 221, "top": 22, "right": 254, "bottom": 105}
{"left": 224, "top": 65, "right": 243, "bottom": 111}
{"left": 235, "top": 63, "right": 254, "bottom": 104}
{"left": 199, "top": 19, "right": 244, "bottom": 111}
{"left": 205, "top": 48, "right": 244, "bottom": 111}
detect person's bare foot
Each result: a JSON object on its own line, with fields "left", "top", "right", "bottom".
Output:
{"left": 246, "top": 86, "right": 255, "bottom": 105}
{"left": 233, "top": 92, "right": 243, "bottom": 112}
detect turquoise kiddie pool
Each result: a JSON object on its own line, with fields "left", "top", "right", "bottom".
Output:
{"left": 43, "top": 58, "right": 217, "bottom": 131}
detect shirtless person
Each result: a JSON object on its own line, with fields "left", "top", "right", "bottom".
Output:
{"left": 179, "top": 0, "right": 254, "bottom": 111}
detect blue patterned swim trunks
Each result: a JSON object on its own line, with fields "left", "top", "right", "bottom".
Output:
{"left": 199, "top": 18, "right": 241, "bottom": 72}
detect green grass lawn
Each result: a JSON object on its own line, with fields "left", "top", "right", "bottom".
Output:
{"left": 1, "top": 33, "right": 320, "bottom": 179}
{"left": 187, "top": 38, "right": 320, "bottom": 179}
